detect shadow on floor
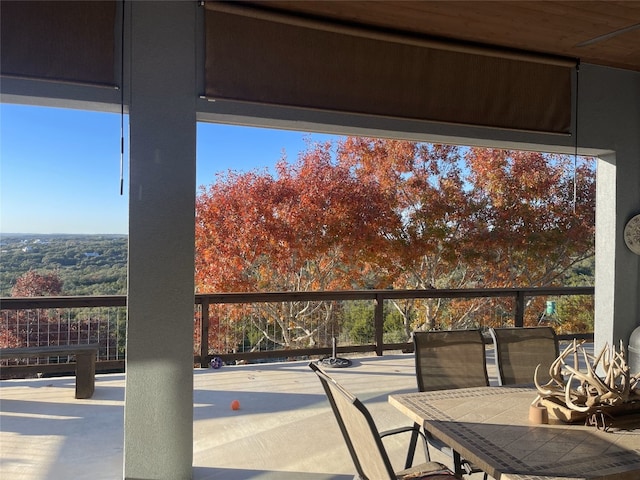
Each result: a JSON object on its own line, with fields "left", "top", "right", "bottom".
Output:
{"left": 193, "top": 466, "right": 352, "bottom": 480}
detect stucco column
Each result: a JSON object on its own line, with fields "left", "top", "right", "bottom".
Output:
{"left": 124, "top": 2, "right": 196, "bottom": 479}
{"left": 595, "top": 151, "right": 640, "bottom": 354}
{"left": 584, "top": 65, "right": 640, "bottom": 355}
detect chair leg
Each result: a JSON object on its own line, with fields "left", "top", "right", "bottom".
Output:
{"left": 453, "top": 450, "right": 465, "bottom": 477}
{"left": 404, "top": 423, "right": 422, "bottom": 469}
{"left": 454, "top": 450, "right": 488, "bottom": 479}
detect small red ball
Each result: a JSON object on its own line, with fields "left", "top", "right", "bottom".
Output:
{"left": 230, "top": 399, "right": 240, "bottom": 410}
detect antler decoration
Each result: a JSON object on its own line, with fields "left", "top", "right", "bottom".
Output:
{"left": 534, "top": 339, "right": 640, "bottom": 413}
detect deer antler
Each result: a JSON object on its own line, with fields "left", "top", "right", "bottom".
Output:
{"left": 534, "top": 364, "right": 565, "bottom": 396}
{"left": 535, "top": 341, "right": 640, "bottom": 413}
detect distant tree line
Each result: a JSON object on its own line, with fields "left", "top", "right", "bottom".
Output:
{"left": 1, "top": 235, "right": 128, "bottom": 353}
{"left": 0, "top": 234, "right": 127, "bottom": 297}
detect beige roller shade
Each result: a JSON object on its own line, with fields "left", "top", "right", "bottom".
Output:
{"left": 204, "top": 2, "right": 574, "bottom": 134}
{"left": 1, "top": 1, "right": 117, "bottom": 87}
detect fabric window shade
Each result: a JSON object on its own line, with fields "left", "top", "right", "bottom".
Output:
{"left": 204, "top": 2, "right": 574, "bottom": 134}
{"left": 1, "top": 1, "right": 117, "bottom": 87}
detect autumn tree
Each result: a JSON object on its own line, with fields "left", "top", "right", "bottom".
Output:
{"left": 11, "top": 270, "right": 63, "bottom": 297}
{"left": 195, "top": 141, "right": 397, "bottom": 353}
{"left": 467, "top": 148, "right": 595, "bottom": 286}
{"left": 1, "top": 271, "right": 64, "bottom": 348}
{"left": 463, "top": 148, "right": 595, "bottom": 330}
{"left": 195, "top": 137, "right": 596, "bottom": 350}
{"left": 337, "top": 139, "right": 486, "bottom": 333}
{"left": 338, "top": 139, "right": 595, "bottom": 331}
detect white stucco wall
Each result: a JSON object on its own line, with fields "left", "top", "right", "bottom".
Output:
{"left": 578, "top": 66, "right": 640, "bottom": 353}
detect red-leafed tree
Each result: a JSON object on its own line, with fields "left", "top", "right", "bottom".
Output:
{"left": 195, "top": 141, "right": 398, "bottom": 352}
{"left": 463, "top": 148, "right": 595, "bottom": 333}
{"left": 466, "top": 148, "right": 595, "bottom": 287}
{"left": 339, "top": 139, "right": 595, "bottom": 332}
{"left": 195, "top": 137, "right": 596, "bottom": 352}
{"left": 338, "top": 139, "right": 488, "bottom": 333}
{"left": 1, "top": 271, "right": 64, "bottom": 348}
{"left": 11, "top": 270, "right": 63, "bottom": 297}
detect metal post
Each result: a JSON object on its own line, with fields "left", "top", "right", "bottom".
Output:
{"left": 374, "top": 294, "right": 384, "bottom": 356}
{"left": 200, "top": 299, "right": 209, "bottom": 368}
{"left": 514, "top": 291, "right": 525, "bottom": 327}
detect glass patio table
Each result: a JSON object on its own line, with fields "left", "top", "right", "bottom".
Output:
{"left": 389, "top": 385, "right": 640, "bottom": 480}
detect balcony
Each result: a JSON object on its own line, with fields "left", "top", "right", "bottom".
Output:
{"left": 0, "top": 349, "right": 503, "bottom": 480}
{"left": 0, "top": 287, "right": 594, "bottom": 479}
{"left": 0, "top": 338, "right": 598, "bottom": 480}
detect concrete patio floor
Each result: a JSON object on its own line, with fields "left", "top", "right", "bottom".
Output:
{"left": 1, "top": 352, "right": 497, "bottom": 480}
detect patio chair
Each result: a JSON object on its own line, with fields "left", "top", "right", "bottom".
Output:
{"left": 489, "top": 326, "right": 559, "bottom": 386}
{"left": 413, "top": 329, "right": 490, "bottom": 392}
{"left": 309, "top": 362, "right": 461, "bottom": 480}
{"left": 412, "top": 329, "right": 489, "bottom": 478}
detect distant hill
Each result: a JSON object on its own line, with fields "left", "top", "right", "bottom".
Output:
{"left": 0, "top": 233, "right": 593, "bottom": 297}
{"left": 0, "top": 234, "right": 127, "bottom": 296}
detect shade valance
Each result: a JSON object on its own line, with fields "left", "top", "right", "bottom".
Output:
{"left": 204, "top": 2, "right": 575, "bottom": 134}
{"left": 0, "top": 1, "right": 117, "bottom": 87}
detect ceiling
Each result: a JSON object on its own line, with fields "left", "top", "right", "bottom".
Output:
{"left": 247, "top": 1, "right": 640, "bottom": 72}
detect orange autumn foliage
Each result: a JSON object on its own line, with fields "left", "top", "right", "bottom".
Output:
{"left": 195, "top": 141, "right": 398, "bottom": 351}
{"left": 195, "top": 138, "right": 595, "bottom": 350}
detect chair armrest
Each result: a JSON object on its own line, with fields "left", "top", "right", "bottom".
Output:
{"left": 380, "top": 424, "right": 430, "bottom": 469}
{"left": 380, "top": 424, "right": 425, "bottom": 439}
{"left": 386, "top": 426, "right": 482, "bottom": 477}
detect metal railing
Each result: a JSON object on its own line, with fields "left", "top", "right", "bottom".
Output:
{"left": 0, "top": 286, "right": 594, "bottom": 378}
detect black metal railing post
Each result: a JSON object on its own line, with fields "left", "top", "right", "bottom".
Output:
{"left": 514, "top": 291, "right": 526, "bottom": 327}
{"left": 374, "top": 294, "right": 384, "bottom": 356}
{"left": 199, "top": 298, "right": 210, "bottom": 368}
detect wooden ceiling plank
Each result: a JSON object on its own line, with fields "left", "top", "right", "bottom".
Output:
{"left": 231, "top": 0, "right": 640, "bottom": 72}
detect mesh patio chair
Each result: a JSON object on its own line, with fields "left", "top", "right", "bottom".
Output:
{"left": 489, "top": 326, "right": 559, "bottom": 386}
{"left": 309, "top": 362, "right": 461, "bottom": 480}
{"left": 413, "top": 329, "right": 490, "bottom": 392}
{"left": 412, "top": 329, "right": 489, "bottom": 478}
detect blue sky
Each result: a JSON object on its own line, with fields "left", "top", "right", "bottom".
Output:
{"left": 0, "top": 104, "right": 338, "bottom": 235}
